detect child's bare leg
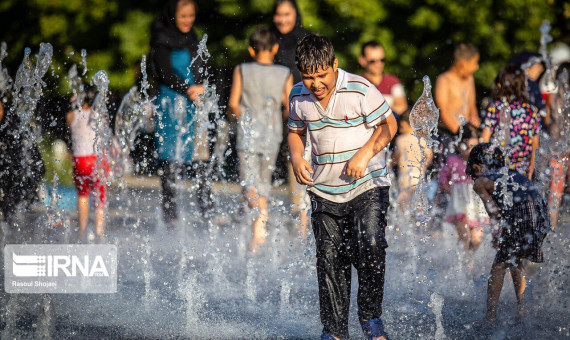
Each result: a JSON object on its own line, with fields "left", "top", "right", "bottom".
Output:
{"left": 511, "top": 259, "right": 527, "bottom": 318}
{"left": 455, "top": 222, "right": 470, "bottom": 250}
{"left": 487, "top": 261, "right": 507, "bottom": 322}
{"left": 245, "top": 187, "right": 268, "bottom": 252}
{"left": 95, "top": 207, "right": 105, "bottom": 236}
{"left": 469, "top": 226, "right": 484, "bottom": 252}
{"left": 77, "top": 195, "right": 89, "bottom": 237}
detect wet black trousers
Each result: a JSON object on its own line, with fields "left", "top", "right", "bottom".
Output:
{"left": 158, "top": 160, "right": 213, "bottom": 222}
{"left": 310, "top": 187, "right": 389, "bottom": 338}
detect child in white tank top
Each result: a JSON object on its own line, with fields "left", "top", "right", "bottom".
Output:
{"left": 66, "top": 85, "right": 109, "bottom": 242}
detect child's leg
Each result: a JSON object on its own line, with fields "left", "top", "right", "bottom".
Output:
{"left": 455, "top": 222, "right": 470, "bottom": 250}
{"left": 351, "top": 188, "right": 389, "bottom": 334}
{"left": 469, "top": 226, "right": 484, "bottom": 252}
{"left": 94, "top": 175, "right": 107, "bottom": 236}
{"left": 487, "top": 260, "right": 507, "bottom": 321}
{"left": 245, "top": 187, "right": 268, "bottom": 251}
{"left": 511, "top": 258, "right": 527, "bottom": 317}
{"left": 548, "top": 157, "right": 565, "bottom": 228}
{"left": 77, "top": 195, "right": 90, "bottom": 237}
{"left": 312, "top": 210, "right": 352, "bottom": 338}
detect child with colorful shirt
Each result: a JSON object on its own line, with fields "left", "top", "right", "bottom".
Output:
{"left": 481, "top": 64, "right": 540, "bottom": 179}
{"left": 288, "top": 35, "right": 397, "bottom": 340}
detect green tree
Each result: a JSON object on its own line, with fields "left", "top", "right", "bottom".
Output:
{"left": 1, "top": 0, "right": 566, "bottom": 103}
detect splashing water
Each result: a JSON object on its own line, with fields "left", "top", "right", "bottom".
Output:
{"left": 409, "top": 76, "right": 440, "bottom": 224}
{"left": 11, "top": 43, "right": 53, "bottom": 179}
{"left": 428, "top": 292, "right": 446, "bottom": 340}
{"left": 80, "top": 49, "right": 87, "bottom": 76}
{"left": 0, "top": 41, "right": 12, "bottom": 98}
{"left": 68, "top": 64, "right": 85, "bottom": 110}
{"left": 539, "top": 20, "right": 558, "bottom": 94}
{"left": 410, "top": 76, "right": 439, "bottom": 137}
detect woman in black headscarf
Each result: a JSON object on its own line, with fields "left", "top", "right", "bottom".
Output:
{"left": 270, "top": 0, "right": 311, "bottom": 84}
{"left": 149, "top": 0, "right": 210, "bottom": 225}
{"left": 270, "top": 0, "right": 311, "bottom": 231}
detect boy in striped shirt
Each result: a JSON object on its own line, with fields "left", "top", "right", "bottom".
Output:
{"left": 288, "top": 35, "right": 397, "bottom": 340}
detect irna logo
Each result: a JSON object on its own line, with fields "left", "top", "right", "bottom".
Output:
{"left": 12, "top": 253, "right": 109, "bottom": 277}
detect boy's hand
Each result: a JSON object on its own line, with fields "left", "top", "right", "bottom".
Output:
{"left": 187, "top": 84, "right": 205, "bottom": 102}
{"left": 345, "top": 149, "right": 373, "bottom": 179}
{"left": 291, "top": 155, "right": 313, "bottom": 185}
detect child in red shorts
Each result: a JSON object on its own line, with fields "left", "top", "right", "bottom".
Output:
{"left": 66, "top": 85, "right": 109, "bottom": 241}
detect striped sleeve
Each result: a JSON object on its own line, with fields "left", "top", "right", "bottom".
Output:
{"left": 288, "top": 86, "right": 306, "bottom": 131}
{"left": 362, "top": 86, "right": 392, "bottom": 127}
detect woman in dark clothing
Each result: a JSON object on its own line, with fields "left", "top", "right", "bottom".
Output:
{"left": 270, "top": 0, "right": 312, "bottom": 220}
{"left": 0, "top": 101, "right": 45, "bottom": 223}
{"left": 149, "top": 0, "right": 211, "bottom": 225}
{"left": 270, "top": 0, "right": 311, "bottom": 84}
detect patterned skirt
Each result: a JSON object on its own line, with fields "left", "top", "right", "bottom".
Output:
{"left": 495, "top": 197, "right": 550, "bottom": 263}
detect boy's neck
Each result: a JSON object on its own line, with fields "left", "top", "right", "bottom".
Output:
{"left": 449, "top": 64, "right": 467, "bottom": 79}
{"left": 254, "top": 51, "right": 275, "bottom": 65}
{"left": 399, "top": 124, "right": 412, "bottom": 134}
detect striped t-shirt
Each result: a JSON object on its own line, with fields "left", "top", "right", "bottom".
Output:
{"left": 288, "top": 68, "right": 393, "bottom": 203}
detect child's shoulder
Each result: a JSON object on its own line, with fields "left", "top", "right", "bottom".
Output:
{"left": 289, "top": 82, "right": 310, "bottom": 101}
{"left": 343, "top": 71, "right": 374, "bottom": 91}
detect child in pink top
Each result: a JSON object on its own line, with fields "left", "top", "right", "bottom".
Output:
{"left": 438, "top": 124, "right": 489, "bottom": 253}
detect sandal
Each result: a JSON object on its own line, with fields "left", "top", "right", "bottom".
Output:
{"left": 360, "top": 318, "right": 389, "bottom": 340}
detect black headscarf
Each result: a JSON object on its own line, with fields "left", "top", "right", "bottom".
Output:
{"left": 148, "top": 0, "right": 205, "bottom": 92}
{"left": 270, "top": 0, "right": 311, "bottom": 84}
{"left": 150, "top": 0, "right": 200, "bottom": 50}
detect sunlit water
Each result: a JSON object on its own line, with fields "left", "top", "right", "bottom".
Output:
{"left": 0, "top": 32, "right": 569, "bottom": 339}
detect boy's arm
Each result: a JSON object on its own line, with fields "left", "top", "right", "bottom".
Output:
{"left": 424, "top": 146, "right": 433, "bottom": 169}
{"left": 227, "top": 65, "right": 242, "bottom": 121}
{"left": 281, "top": 74, "right": 294, "bottom": 120}
{"left": 66, "top": 111, "right": 75, "bottom": 127}
{"left": 473, "top": 177, "right": 500, "bottom": 219}
{"left": 528, "top": 134, "right": 540, "bottom": 180}
{"left": 435, "top": 74, "right": 460, "bottom": 134}
{"left": 288, "top": 129, "right": 313, "bottom": 185}
{"left": 345, "top": 114, "right": 398, "bottom": 179}
{"left": 481, "top": 127, "right": 492, "bottom": 143}
{"left": 468, "top": 77, "right": 481, "bottom": 127}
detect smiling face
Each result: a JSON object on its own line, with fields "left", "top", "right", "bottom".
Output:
{"left": 273, "top": 1, "right": 297, "bottom": 35}
{"left": 301, "top": 59, "right": 338, "bottom": 105}
{"left": 175, "top": 2, "right": 196, "bottom": 34}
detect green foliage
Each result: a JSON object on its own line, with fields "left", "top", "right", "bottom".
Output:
{"left": 0, "top": 0, "right": 567, "bottom": 103}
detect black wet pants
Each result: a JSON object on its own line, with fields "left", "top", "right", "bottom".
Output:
{"left": 158, "top": 160, "right": 213, "bottom": 223}
{"left": 310, "top": 187, "right": 389, "bottom": 338}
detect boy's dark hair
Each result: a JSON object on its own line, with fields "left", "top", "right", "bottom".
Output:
{"left": 460, "top": 123, "right": 480, "bottom": 143}
{"left": 398, "top": 108, "right": 411, "bottom": 125}
{"left": 466, "top": 143, "right": 505, "bottom": 179}
{"left": 453, "top": 43, "right": 479, "bottom": 64}
{"left": 361, "top": 40, "right": 383, "bottom": 57}
{"left": 492, "top": 64, "right": 527, "bottom": 101}
{"left": 557, "top": 61, "right": 570, "bottom": 79}
{"left": 84, "top": 83, "right": 97, "bottom": 107}
{"left": 249, "top": 26, "right": 278, "bottom": 52}
{"left": 295, "top": 34, "right": 335, "bottom": 74}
